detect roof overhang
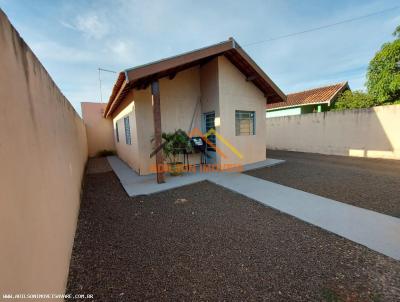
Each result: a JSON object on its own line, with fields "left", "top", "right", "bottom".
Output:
{"left": 104, "top": 38, "right": 286, "bottom": 118}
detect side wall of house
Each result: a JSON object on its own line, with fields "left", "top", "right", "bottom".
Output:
{"left": 217, "top": 56, "right": 267, "bottom": 166}
{"left": 266, "top": 105, "right": 400, "bottom": 160}
{"left": 114, "top": 66, "right": 202, "bottom": 175}
{"left": 0, "top": 10, "right": 88, "bottom": 296}
{"left": 112, "top": 90, "right": 141, "bottom": 173}
{"left": 81, "top": 102, "right": 115, "bottom": 157}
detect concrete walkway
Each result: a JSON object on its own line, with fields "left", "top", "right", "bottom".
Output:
{"left": 212, "top": 173, "right": 400, "bottom": 260}
{"left": 107, "top": 156, "right": 400, "bottom": 260}
{"left": 107, "top": 156, "right": 284, "bottom": 196}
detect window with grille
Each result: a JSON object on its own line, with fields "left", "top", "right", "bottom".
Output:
{"left": 235, "top": 111, "right": 255, "bottom": 136}
{"left": 124, "top": 116, "right": 131, "bottom": 145}
{"left": 115, "top": 122, "right": 119, "bottom": 142}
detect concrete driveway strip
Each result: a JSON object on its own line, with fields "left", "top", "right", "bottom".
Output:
{"left": 210, "top": 172, "right": 400, "bottom": 260}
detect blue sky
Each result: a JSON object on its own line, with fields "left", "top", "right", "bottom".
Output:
{"left": 1, "top": 0, "right": 399, "bottom": 114}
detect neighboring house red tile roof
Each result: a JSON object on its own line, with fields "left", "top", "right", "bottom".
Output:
{"left": 266, "top": 82, "right": 349, "bottom": 110}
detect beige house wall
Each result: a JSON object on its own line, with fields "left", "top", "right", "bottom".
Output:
{"left": 112, "top": 90, "right": 141, "bottom": 172}
{"left": 266, "top": 105, "right": 400, "bottom": 160}
{"left": 81, "top": 102, "right": 115, "bottom": 157}
{"left": 217, "top": 56, "right": 267, "bottom": 166}
{"left": 112, "top": 66, "right": 202, "bottom": 175}
{"left": 199, "top": 58, "right": 221, "bottom": 164}
{"left": 111, "top": 56, "right": 269, "bottom": 173}
{"left": 0, "top": 10, "right": 88, "bottom": 299}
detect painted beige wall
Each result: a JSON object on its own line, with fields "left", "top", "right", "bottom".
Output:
{"left": 81, "top": 102, "right": 115, "bottom": 157}
{"left": 266, "top": 105, "right": 400, "bottom": 160}
{"left": 217, "top": 56, "right": 267, "bottom": 166}
{"left": 199, "top": 58, "right": 221, "bottom": 164}
{"left": 112, "top": 66, "right": 202, "bottom": 175}
{"left": 112, "top": 90, "right": 143, "bottom": 173}
{"left": 111, "top": 56, "right": 269, "bottom": 173}
{"left": 0, "top": 10, "right": 88, "bottom": 299}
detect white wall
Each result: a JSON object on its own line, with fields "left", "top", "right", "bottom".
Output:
{"left": 266, "top": 105, "right": 400, "bottom": 160}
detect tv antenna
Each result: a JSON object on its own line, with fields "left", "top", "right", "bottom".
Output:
{"left": 98, "top": 67, "right": 117, "bottom": 102}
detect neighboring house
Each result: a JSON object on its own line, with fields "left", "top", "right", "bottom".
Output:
{"left": 103, "top": 38, "right": 286, "bottom": 176}
{"left": 266, "top": 82, "right": 349, "bottom": 118}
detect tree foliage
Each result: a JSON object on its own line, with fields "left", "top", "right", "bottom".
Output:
{"left": 333, "top": 25, "right": 400, "bottom": 111}
{"left": 332, "top": 90, "right": 375, "bottom": 110}
{"left": 366, "top": 39, "right": 400, "bottom": 104}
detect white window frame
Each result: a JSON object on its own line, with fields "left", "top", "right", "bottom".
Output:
{"left": 124, "top": 116, "right": 131, "bottom": 145}
{"left": 235, "top": 110, "right": 255, "bottom": 136}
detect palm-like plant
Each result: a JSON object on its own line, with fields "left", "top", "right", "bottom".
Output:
{"left": 161, "top": 129, "right": 193, "bottom": 164}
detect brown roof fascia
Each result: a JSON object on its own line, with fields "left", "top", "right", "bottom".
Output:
{"left": 124, "top": 40, "right": 233, "bottom": 83}
{"left": 104, "top": 72, "right": 126, "bottom": 118}
{"left": 104, "top": 38, "right": 287, "bottom": 117}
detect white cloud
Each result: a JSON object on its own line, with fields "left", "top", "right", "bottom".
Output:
{"left": 62, "top": 13, "right": 109, "bottom": 39}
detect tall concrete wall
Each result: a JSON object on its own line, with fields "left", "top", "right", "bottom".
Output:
{"left": 0, "top": 10, "right": 88, "bottom": 298}
{"left": 266, "top": 105, "right": 400, "bottom": 160}
{"left": 81, "top": 102, "right": 115, "bottom": 157}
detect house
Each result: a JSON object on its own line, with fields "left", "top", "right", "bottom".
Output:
{"left": 266, "top": 82, "right": 349, "bottom": 118}
{"left": 103, "top": 38, "right": 286, "bottom": 181}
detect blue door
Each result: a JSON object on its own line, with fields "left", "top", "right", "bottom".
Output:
{"left": 203, "top": 111, "right": 217, "bottom": 164}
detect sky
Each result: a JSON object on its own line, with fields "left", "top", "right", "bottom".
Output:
{"left": 1, "top": 0, "right": 399, "bottom": 115}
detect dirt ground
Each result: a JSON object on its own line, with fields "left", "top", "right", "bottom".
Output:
{"left": 246, "top": 150, "right": 400, "bottom": 218}
{"left": 66, "top": 160, "right": 400, "bottom": 301}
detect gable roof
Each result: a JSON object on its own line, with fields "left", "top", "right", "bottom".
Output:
{"left": 104, "top": 38, "right": 286, "bottom": 118}
{"left": 266, "top": 82, "right": 349, "bottom": 111}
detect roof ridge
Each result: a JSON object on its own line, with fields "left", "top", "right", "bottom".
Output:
{"left": 287, "top": 81, "right": 348, "bottom": 96}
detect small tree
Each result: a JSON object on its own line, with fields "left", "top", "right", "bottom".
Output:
{"left": 332, "top": 90, "right": 375, "bottom": 110}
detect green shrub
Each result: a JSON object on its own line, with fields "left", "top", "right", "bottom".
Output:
{"left": 96, "top": 149, "right": 116, "bottom": 157}
{"left": 332, "top": 90, "right": 375, "bottom": 110}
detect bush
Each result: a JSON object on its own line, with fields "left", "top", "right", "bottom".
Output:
{"left": 332, "top": 90, "right": 375, "bottom": 110}
{"left": 96, "top": 149, "right": 116, "bottom": 157}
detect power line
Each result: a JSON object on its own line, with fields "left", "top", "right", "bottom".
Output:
{"left": 243, "top": 5, "right": 400, "bottom": 47}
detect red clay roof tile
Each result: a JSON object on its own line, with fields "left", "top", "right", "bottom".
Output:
{"left": 266, "top": 82, "right": 348, "bottom": 110}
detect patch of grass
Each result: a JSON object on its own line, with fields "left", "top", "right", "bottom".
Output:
{"left": 96, "top": 149, "right": 116, "bottom": 157}
{"left": 321, "top": 288, "right": 342, "bottom": 302}
{"left": 371, "top": 293, "right": 382, "bottom": 302}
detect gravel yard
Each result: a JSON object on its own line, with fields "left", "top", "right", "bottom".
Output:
{"left": 246, "top": 150, "right": 400, "bottom": 218}
{"left": 66, "top": 159, "right": 400, "bottom": 301}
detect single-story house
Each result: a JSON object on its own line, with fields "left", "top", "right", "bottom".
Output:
{"left": 266, "top": 82, "right": 349, "bottom": 118}
{"left": 103, "top": 38, "right": 286, "bottom": 181}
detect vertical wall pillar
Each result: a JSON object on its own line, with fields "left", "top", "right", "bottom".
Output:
{"left": 151, "top": 80, "right": 165, "bottom": 184}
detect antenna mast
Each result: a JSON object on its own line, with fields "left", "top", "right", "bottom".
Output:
{"left": 98, "top": 67, "right": 117, "bottom": 103}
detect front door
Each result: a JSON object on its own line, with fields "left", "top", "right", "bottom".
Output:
{"left": 202, "top": 111, "right": 217, "bottom": 164}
